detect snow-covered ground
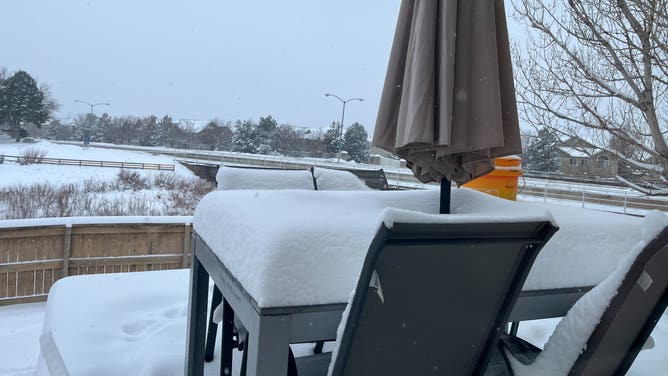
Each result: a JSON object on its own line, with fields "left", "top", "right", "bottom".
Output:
{"left": 0, "top": 141, "right": 213, "bottom": 219}
{"left": 0, "top": 294, "right": 665, "bottom": 375}
{"left": 1, "top": 141, "right": 667, "bottom": 374}
{"left": 0, "top": 141, "right": 195, "bottom": 188}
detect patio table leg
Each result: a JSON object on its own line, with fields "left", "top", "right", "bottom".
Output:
{"left": 245, "top": 314, "right": 292, "bottom": 376}
{"left": 205, "top": 287, "right": 223, "bottom": 362}
{"left": 220, "top": 299, "right": 235, "bottom": 376}
{"left": 185, "top": 253, "right": 210, "bottom": 376}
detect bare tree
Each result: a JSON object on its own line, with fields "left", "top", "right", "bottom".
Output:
{"left": 39, "top": 83, "right": 60, "bottom": 117}
{"left": 512, "top": 0, "right": 668, "bottom": 185}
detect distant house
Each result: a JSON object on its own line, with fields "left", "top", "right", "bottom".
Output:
{"left": 556, "top": 137, "right": 618, "bottom": 177}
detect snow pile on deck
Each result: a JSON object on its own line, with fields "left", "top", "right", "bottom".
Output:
{"left": 193, "top": 188, "right": 554, "bottom": 307}
{"left": 37, "top": 270, "right": 191, "bottom": 376}
{"left": 509, "top": 211, "right": 668, "bottom": 375}
{"left": 216, "top": 165, "right": 314, "bottom": 190}
{"left": 312, "top": 167, "right": 371, "bottom": 190}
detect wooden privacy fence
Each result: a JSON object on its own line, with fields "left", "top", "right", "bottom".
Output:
{"left": 0, "top": 218, "right": 192, "bottom": 306}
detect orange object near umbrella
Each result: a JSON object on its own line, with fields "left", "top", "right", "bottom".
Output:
{"left": 463, "top": 155, "right": 523, "bottom": 201}
{"left": 373, "top": 0, "right": 522, "bottom": 211}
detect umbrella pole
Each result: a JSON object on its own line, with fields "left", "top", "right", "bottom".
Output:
{"left": 439, "top": 178, "right": 451, "bottom": 214}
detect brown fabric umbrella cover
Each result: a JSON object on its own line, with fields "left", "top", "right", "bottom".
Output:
{"left": 373, "top": 0, "right": 521, "bottom": 185}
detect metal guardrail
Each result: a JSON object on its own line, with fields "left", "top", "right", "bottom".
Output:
{"left": 519, "top": 185, "right": 668, "bottom": 215}
{"left": 0, "top": 154, "right": 174, "bottom": 171}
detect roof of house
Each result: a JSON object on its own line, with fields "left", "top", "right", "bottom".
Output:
{"left": 558, "top": 146, "right": 594, "bottom": 158}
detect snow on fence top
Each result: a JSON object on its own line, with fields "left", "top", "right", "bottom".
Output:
{"left": 0, "top": 215, "right": 192, "bottom": 229}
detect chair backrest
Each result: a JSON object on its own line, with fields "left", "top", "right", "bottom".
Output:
{"left": 330, "top": 220, "right": 557, "bottom": 376}
{"left": 346, "top": 168, "right": 390, "bottom": 190}
{"left": 570, "top": 226, "right": 668, "bottom": 376}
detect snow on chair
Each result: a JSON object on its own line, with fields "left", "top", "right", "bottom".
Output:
{"left": 498, "top": 211, "right": 668, "bottom": 375}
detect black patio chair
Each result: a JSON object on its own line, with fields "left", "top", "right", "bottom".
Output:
{"left": 497, "top": 224, "right": 668, "bottom": 375}
{"left": 289, "top": 218, "right": 557, "bottom": 376}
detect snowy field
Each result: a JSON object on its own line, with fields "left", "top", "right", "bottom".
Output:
{"left": 0, "top": 140, "right": 195, "bottom": 188}
{"left": 0, "top": 141, "right": 213, "bottom": 219}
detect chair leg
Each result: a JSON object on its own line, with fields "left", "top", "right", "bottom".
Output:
{"left": 220, "top": 299, "right": 234, "bottom": 376}
{"left": 240, "top": 332, "right": 249, "bottom": 376}
{"left": 313, "top": 341, "right": 324, "bottom": 354}
{"left": 288, "top": 347, "right": 298, "bottom": 376}
{"left": 205, "top": 286, "right": 223, "bottom": 362}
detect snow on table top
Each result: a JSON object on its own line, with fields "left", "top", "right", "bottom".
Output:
{"left": 521, "top": 204, "right": 647, "bottom": 291}
{"left": 194, "top": 188, "right": 554, "bottom": 308}
{"left": 37, "top": 270, "right": 191, "bottom": 376}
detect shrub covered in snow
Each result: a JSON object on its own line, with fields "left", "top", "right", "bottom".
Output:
{"left": 0, "top": 172, "right": 214, "bottom": 219}
{"left": 18, "top": 147, "right": 48, "bottom": 165}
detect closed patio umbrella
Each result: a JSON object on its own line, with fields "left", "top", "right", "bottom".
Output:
{"left": 373, "top": 0, "right": 521, "bottom": 212}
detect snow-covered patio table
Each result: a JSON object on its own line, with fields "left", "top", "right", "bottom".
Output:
{"left": 185, "top": 187, "right": 645, "bottom": 375}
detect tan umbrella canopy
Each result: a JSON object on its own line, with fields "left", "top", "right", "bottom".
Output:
{"left": 374, "top": 0, "right": 521, "bottom": 188}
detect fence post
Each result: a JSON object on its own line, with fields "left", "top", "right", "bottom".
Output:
{"left": 582, "top": 189, "right": 585, "bottom": 208}
{"left": 624, "top": 193, "right": 628, "bottom": 215}
{"left": 62, "top": 225, "right": 72, "bottom": 277}
{"left": 182, "top": 224, "right": 192, "bottom": 268}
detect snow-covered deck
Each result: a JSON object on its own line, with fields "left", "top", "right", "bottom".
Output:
{"left": 1, "top": 270, "right": 666, "bottom": 376}
{"left": 1, "top": 186, "right": 667, "bottom": 375}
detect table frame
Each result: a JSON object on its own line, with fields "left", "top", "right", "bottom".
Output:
{"left": 185, "top": 233, "right": 592, "bottom": 376}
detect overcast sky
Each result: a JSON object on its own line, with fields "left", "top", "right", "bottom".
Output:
{"left": 1, "top": 0, "right": 524, "bottom": 132}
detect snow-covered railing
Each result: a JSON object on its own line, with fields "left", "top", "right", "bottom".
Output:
{"left": 518, "top": 184, "right": 668, "bottom": 215}
{"left": 0, "top": 216, "right": 192, "bottom": 306}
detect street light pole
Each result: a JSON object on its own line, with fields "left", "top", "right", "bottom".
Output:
{"left": 325, "top": 93, "right": 363, "bottom": 162}
{"left": 74, "top": 100, "right": 110, "bottom": 115}
{"left": 74, "top": 100, "right": 109, "bottom": 147}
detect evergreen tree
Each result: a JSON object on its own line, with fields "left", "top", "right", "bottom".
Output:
{"left": 96, "top": 113, "right": 112, "bottom": 142}
{"left": 0, "top": 70, "right": 50, "bottom": 141}
{"left": 257, "top": 115, "right": 277, "bottom": 154}
{"left": 343, "top": 122, "right": 370, "bottom": 163}
{"left": 233, "top": 119, "right": 260, "bottom": 153}
{"left": 73, "top": 114, "right": 96, "bottom": 142}
{"left": 524, "top": 127, "right": 560, "bottom": 172}
{"left": 157, "top": 116, "right": 175, "bottom": 147}
{"left": 322, "top": 122, "right": 342, "bottom": 154}
{"left": 139, "top": 115, "right": 160, "bottom": 146}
